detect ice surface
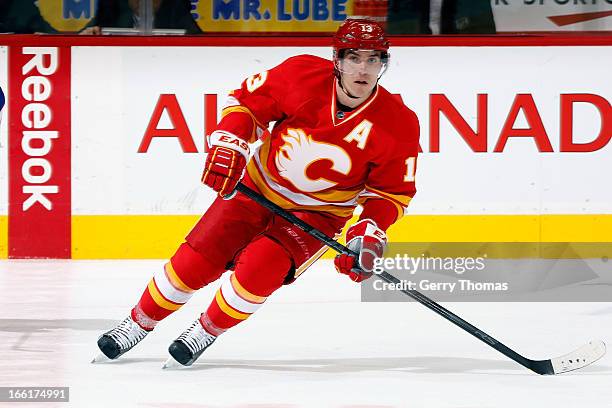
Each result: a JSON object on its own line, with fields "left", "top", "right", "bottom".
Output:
{"left": 0, "top": 259, "right": 610, "bottom": 408}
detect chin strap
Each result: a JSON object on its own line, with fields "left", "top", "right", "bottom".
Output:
{"left": 335, "top": 70, "right": 381, "bottom": 102}
{"left": 334, "top": 57, "right": 361, "bottom": 100}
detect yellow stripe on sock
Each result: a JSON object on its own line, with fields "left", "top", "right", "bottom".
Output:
{"left": 230, "top": 274, "right": 267, "bottom": 304}
{"left": 165, "top": 262, "right": 196, "bottom": 294}
{"left": 148, "top": 280, "right": 181, "bottom": 311}
{"left": 215, "top": 290, "right": 250, "bottom": 320}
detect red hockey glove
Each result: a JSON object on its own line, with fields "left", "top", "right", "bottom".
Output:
{"left": 202, "top": 131, "right": 250, "bottom": 198}
{"left": 334, "top": 219, "right": 387, "bottom": 282}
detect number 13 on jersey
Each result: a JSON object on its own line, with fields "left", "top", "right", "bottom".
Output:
{"left": 404, "top": 157, "right": 416, "bottom": 182}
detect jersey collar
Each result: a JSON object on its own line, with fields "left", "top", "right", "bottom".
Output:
{"left": 331, "top": 80, "right": 379, "bottom": 126}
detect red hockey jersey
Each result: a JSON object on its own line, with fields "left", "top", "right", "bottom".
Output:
{"left": 218, "top": 55, "right": 419, "bottom": 225}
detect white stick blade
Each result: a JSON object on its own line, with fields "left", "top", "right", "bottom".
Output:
{"left": 551, "top": 340, "right": 606, "bottom": 374}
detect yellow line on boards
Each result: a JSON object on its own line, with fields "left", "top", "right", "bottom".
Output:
{"left": 71, "top": 215, "right": 199, "bottom": 259}
{"left": 72, "top": 214, "right": 612, "bottom": 259}
{"left": 0, "top": 215, "right": 6, "bottom": 258}
{"left": 388, "top": 214, "right": 612, "bottom": 242}
{"left": 1, "top": 214, "right": 611, "bottom": 259}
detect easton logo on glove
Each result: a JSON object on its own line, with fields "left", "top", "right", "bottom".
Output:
{"left": 334, "top": 219, "right": 387, "bottom": 282}
{"left": 202, "top": 131, "right": 250, "bottom": 198}
{"left": 215, "top": 133, "right": 249, "bottom": 153}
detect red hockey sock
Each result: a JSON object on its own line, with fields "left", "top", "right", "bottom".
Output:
{"left": 200, "top": 237, "right": 292, "bottom": 336}
{"left": 132, "top": 242, "right": 225, "bottom": 330}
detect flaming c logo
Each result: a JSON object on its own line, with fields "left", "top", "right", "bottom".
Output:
{"left": 275, "top": 128, "right": 352, "bottom": 193}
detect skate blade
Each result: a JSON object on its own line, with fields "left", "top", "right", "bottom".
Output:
{"left": 162, "top": 357, "right": 187, "bottom": 370}
{"left": 91, "top": 352, "right": 111, "bottom": 364}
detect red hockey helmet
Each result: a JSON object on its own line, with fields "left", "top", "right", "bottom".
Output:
{"left": 333, "top": 19, "right": 390, "bottom": 82}
{"left": 333, "top": 18, "right": 389, "bottom": 55}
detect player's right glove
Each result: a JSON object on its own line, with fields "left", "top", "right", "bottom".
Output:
{"left": 334, "top": 219, "right": 387, "bottom": 282}
{"left": 202, "top": 130, "right": 250, "bottom": 198}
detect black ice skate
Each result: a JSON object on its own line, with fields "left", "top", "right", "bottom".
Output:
{"left": 163, "top": 319, "right": 217, "bottom": 368}
{"left": 92, "top": 316, "right": 149, "bottom": 362}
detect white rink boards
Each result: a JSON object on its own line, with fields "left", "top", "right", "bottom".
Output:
{"left": 70, "top": 45, "right": 612, "bottom": 216}
{"left": 1, "top": 39, "right": 611, "bottom": 258}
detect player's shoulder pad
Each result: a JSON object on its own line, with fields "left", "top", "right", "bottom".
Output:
{"left": 378, "top": 87, "right": 419, "bottom": 127}
{"left": 375, "top": 86, "right": 420, "bottom": 148}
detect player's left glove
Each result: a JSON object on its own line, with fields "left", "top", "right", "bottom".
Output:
{"left": 334, "top": 219, "right": 387, "bottom": 282}
{"left": 202, "top": 131, "right": 250, "bottom": 199}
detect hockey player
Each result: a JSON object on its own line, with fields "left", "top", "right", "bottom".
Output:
{"left": 95, "top": 18, "right": 420, "bottom": 367}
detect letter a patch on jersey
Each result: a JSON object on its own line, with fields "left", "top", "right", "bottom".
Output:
{"left": 344, "top": 119, "right": 373, "bottom": 150}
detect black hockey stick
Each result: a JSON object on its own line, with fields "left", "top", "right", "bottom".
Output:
{"left": 235, "top": 182, "right": 605, "bottom": 375}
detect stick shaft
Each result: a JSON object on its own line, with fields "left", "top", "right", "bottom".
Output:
{"left": 235, "top": 183, "right": 543, "bottom": 373}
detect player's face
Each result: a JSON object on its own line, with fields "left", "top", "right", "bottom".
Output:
{"left": 337, "top": 50, "right": 384, "bottom": 98}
